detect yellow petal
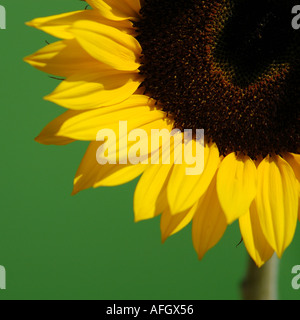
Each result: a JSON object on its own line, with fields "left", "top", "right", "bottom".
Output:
{"left": 192, "top": 174, "right": 227, "bottom": 260}
{"left": 285, "top": 153, "right": 300, "bottom": 195}
{"left": 217, "top": 153, "right": 257, "bottom": 224}
{"left": 134, "top": 131, "right": 185, "bottom": 221}
{"left": 239, "top": 202, "right": 274, "bottom": 268}
{"left": 285, "top": 153, "right": 300, "bottom": 221}
{"left": 134, "top": 163, "right": 173, "bottom": 222}
{"left": 256, "top": 155, "right": 298, "bottom": 257}
{"left": 70, "top": 20, "right": 141, "bottom": 71}
{"left": 87, "top": 0, "right": 141, "bottom": 21}
{"left": 73, "top": 110, "right": 173, "bottom": 194}
{"left": 34, "top": 135, "right": 75, "bottom": 146}
{"left": 167, "top": 142, "right": 220, "bottom": 214}
{"left": 26, "top": 9, "right": 135, "bottom": 39}
{"left": 94, "top": 163, "right": 146, "bottom": 187}
{"left": 45, "top": 71, "right": 142, "bottom": 110}
{"left": 285, "top": 153, "right": 300, "bottom": 181}
{"left": 26, "top": 10, "right": 100, "bottom": 39}
{"left": 24, "top": 39, "right": 102, "bottom": 78}
{"left": 36, "top": 97, "right": 167, "bottom": 143}
{"left": 73, "top": 141, "right": 148, "bottom": 194}
{"left": 161, "top": 204, "right": 198, "bottom": 243}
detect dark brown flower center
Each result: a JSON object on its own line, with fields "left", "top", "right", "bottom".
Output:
{"left": 135, "top": 0, "right": 300, "bottom": 158}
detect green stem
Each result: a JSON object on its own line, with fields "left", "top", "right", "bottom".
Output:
{"left": 241, "top": 254, "right": 279, "bottom": 300}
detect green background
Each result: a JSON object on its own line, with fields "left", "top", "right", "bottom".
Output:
{"left": 0, "top": 0, "right": 299, "bottom": 300}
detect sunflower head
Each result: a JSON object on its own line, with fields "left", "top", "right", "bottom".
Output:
{"left": 25, "top": 0, "right": 299, "bottom": 267}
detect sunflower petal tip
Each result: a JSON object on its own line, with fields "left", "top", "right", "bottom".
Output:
{"left": 256, "top": 262, "right": 265, "bottom": 269}
{"left": 134, "top": 215, "right": 149, "bottom": 223}
{"left": 71, "top": 188, "right": 78, "bottom": 196}
{"left": 43, "top": 94, "right": 52, "bottom": 101}
{"left": 275, "top": 250, "right": 283, "bottom": 259}
{"left": 250, "top": 256, "right": 265, "bottom": 268}
{"left": 25, "top": 18, "right": 43, "bottom": 28}
{"left": 34, "top": 135, "right": 44, "bottom": 144}
{"left": 197, "top": 253, "right": 205, "bottom": 261}
{"left": 134, "top": 213, "right": 144, "bottom": 223}
{"left": 23, "top": 55, "right": 37, "bottom": 68}
{"left": 161, "top": 234, "right": 167, "bottom": 244}
{"left": 224, "top": 215, "right": 236, "bottom": 225}
{"left": 25, "top": 20, "right": 34, "bottom": 27}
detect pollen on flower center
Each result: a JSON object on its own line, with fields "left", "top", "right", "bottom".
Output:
{"left": 135, "top": 0, "right": 300, "bottom": 159}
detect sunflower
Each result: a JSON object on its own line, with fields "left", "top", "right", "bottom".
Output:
{"left": 25, "top": 0, "right": 299, "bottom": 267}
